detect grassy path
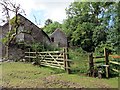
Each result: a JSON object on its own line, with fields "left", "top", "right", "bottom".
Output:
{"left": 0, "top": 62, "right": 119, "bottom": 88}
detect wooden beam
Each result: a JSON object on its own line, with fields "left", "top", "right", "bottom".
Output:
{"left": 109, "top": 61, "right": 120, "bottom": 65}
{"left": 109, "top": 55, "right": 120, "bottom": 59}
{"left": 25, "top": 56, "right": 36, "bottom": 58}
{"left": 112, "top": 69, "right": 119, "bottom": 73}
{"left": 38, "top": 51, "right": 62, "bottom": 54}
{"left": 41, "top": 60, "right": 64, "bottom": 64}
{"left": 104, "top": 48, "right": 109, "bottom": 78}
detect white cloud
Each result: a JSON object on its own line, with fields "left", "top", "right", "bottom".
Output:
{"left": 42, "top": 2, "right": 69, "bottom": 22}
{"left": 0, "top": 0, "right": 74, "bottom": 26}
{"left": 32, "top": 1, "right": 74, "bottom": 27}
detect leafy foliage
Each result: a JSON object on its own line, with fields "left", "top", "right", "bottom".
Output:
{"left": 30, "top": 42, "right": 60, "bottom": 52}
{"left": 44, "top": 21, "right": 62, "bottom": 35}
{"left": 106, "top": 2, "right": 120, "bottom": 54}
{"left": 63, "top": 2, "right": 114, "bottom": 53}
{"left": 44, "top": 19, "right": 53, "bottom": 26}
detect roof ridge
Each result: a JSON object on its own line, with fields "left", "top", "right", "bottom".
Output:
{"left": 51, "top": 28, "right": 67, "bottom": 38}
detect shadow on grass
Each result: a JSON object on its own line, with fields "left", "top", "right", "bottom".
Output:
{"left": 40, "top": 65, "right": 66, "bottom": 74}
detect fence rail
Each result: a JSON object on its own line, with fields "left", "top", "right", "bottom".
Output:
{"left": 109, "top": 55, "right": 120, "bottom": 58}
{"left": 93, "top": 48, "right": 120, "bottom": 78}
{"left": 109, "top": 55, "right": 120, "bottom": 73}
{"left": 109, "top": 61, "right": 120, "bottom": 65}
{"left": 111, "top": 69, "right": 119, "bottom": 73}
{"left": 25, "top": 48, "right": 71, "bottom": 74}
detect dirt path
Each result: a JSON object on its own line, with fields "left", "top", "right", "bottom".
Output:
{"left": 42, "top": 75, "right": 85, "bottom": 88}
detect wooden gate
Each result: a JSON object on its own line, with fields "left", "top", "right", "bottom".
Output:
{"left": 93, "top": 48, "right": 120, "bottom": 78}
{"left": 25, "top": 48, "right": 71, "bottom": 74}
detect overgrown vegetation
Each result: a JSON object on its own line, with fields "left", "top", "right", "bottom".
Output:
{"left": 68, "top": 47, "right": 119, "bottom": 77}
{"left": 68, "top": 48, "right": 88, "bottom": 74}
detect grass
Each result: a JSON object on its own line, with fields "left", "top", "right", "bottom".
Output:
{"left": 1, "top": 62, "right": 119, "bottom": 88}
{"left": 69, "top": 48, "right": 89, "bottom": 74}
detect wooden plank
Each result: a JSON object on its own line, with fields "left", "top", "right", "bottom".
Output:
{"left": 38, "top": 55, "right": 63, "bottom": 58}
{"left": 41, "top": 60, "right": 64, "bottom": 65}
{"left": 65, "top": 47, "right": 71, "bottom": 74}
{"left": 41, "top": 61, "right": 64, "bottom": 66}
{"left": 25, "top": 56, "right": 36, "bottom": 58}
{"left": 41, "top": 60, "right": 64, "bottom": 64}
{"left": 109, "top": 61, "right": 120, "bottom": 65}
{"left": 38, "top": 57, "right": 64, "bottom": 61}
{"left": 109, "top": 55, "right": 120, "bottom": 58}
{"left": 112, "top": 69, "right": 119, "bottom": 73}
{"left": 38, "top": 51, "right": 62, "bottom": 54}
{"left": 104, "top": 48, "right": 109, "bottom": 78}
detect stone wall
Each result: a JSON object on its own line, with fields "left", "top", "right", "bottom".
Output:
{"left": 50, "top": 29, "right": 67, "bottom": 47}
{"left": 18, "top": 14, "right": 51, "bottom": 45}
{"left": 8, "top": 44, "right": 25, "bottom": 60}
{"left": 1, "top": 14, "right": 51, "bottom": 61}
{"left": 0, "top": 26, "right": 2, "bottom": 59}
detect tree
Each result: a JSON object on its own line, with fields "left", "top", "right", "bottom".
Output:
{"left": 0, "top": 0, "right": 25, "bottom": 59}
{"left": 44, "top": 21, "right": 62, "bottom": 35}
{"left": 107, "top": 2, "right": 120, "bottom": 54}
{"left": 44, "top": 19, "right": 53, "bottom": 27}
{"left": 63, "top": 2, "right": 114, "bottom": 76}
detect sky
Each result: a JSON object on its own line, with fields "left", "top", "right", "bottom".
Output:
{"left": 0, "top": 0, "right": 74, "bottom": 27}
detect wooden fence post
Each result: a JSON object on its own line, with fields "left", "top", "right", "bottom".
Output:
{"left": 65, "top": 47, "right": 71, "bottom": 74}
{"left": 63, "top": 48, "right": 70, "bottom": 74}
{"left": 63, "top": 48, "right": 66, "bottom": 71}
{"left": 104, "top": 48, "right": 109, "bottom": 78}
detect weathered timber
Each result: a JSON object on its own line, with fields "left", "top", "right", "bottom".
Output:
{"left": 109, "top": 55, "right": 120, "bottom": 58}
{"left": 25, "top": 56, "right": 36, "bottom": 58}
{"left": 104, "top": 48, "right": 109, "bottom": 78}
{"left": 109, "top": 61, "right": 120, "bottom": 65}
{"left": 24, "top": 48, "right": 71, "bottom": 73}
{"left": 65, "top": 48, "right": 71, "bottom": 74}
{"left": 111, "top": 69, "right": 119, "bottom": 73}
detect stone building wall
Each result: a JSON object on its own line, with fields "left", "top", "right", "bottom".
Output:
{"left": 1, "top": 14, "right": 51, "bottom": 60}
{"left": 50, "top": 29, "right": 67, "bottom": 47}
{"left": 0, "top": 26, "right": 2, "bottom": 59}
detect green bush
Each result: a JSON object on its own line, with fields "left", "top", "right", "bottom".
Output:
{"left": 30, "top": 42, "right": 60, "bottom": 52}
{"left": 31, "top": 43, "right": 44, "bottom": 52}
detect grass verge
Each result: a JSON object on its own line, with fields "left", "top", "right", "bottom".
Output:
{"left": 1, "top": 62, "right": 119, "bottom": 88}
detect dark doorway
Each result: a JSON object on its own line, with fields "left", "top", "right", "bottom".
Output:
{"left": 51, "top": 37, "right": 54, "bottom": 42}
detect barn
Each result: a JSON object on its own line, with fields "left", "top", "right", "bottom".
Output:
{"left": 50, "top": 28, "right": 68, "bottom": 47}
{"left": 0, "top": 14, "right": 51, "bottom": 61}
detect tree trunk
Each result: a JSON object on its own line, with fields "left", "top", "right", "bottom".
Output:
{"left": 88, "top": 53, "right": 94, "bottom": 77}
{"left": 5, "top": 17, "right": 11, "bottom": 60}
